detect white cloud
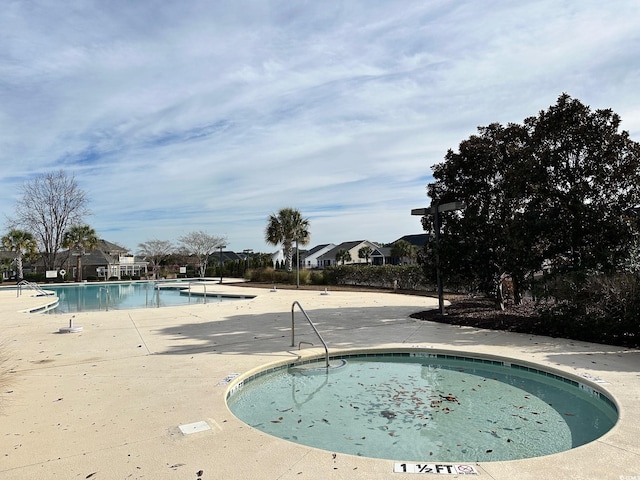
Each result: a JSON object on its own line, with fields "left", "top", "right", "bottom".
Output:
{"left": 1, "top": 0, "right": 640, "bottom": 252}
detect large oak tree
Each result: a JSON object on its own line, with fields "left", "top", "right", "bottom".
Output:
{"left": 424, "top": 94, "right": 640, "bottom": 306}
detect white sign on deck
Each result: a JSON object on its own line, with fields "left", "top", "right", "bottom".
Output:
{"left": 394, "top": 463, "right": 478, "bottom": 475}
{"left": 178, "top": 421, "right": 211, "bottom": 435}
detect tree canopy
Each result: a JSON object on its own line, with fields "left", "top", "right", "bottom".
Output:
{"left": 265, "top": 207, "right": 310, "bottom": 272}
{"left": 335, "top": 249, "right": 352, "bottom": 265}
{"left": 62, "top": 224, "right": 99, "bottom": 282}
{"left": 138, "top": 239, "right": 174, "bottom": 279}
{"left": 358, "top": 246, "right": 372, "bottom": 264}
{"left": 391, "top": 239, "right": 415, "bottom": 265}
{"left": 178, "top": 231, "right": 226, "bottom": 278}
{"left": 11, "top": 170, "right": 90, "bottom": 271}
{"left": 1, "top": 229, "right": 37, "bottom": 281}
{"left": 424, "top": 94, "right": 640, "bottom": 304}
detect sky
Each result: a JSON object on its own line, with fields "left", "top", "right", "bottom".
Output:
{"left": 2, "top": 1, "right": 640, "bottom": 253}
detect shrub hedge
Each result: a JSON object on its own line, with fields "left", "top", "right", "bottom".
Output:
{"left": 246, "top": 264, "right": 430, "bottom": 291}
{"left": 537, "top": 272, "right": 640, "bottom": 347}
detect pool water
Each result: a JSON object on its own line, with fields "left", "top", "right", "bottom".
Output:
{"left": 227, "top": 353, "right": 617, "bottom": 462}
{"left": 45, "top": 282, "right": 252, "bottom": 313}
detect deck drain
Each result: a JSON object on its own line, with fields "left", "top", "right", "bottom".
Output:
{"left": 178, "top": 421, "right": 211, "bottom": 435}
{"left": 217, "top": 373, "right": 239, "bottom": 385}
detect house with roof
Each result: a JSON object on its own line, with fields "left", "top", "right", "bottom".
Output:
{"left": 60, "top": 239, "right": 148, "bottom": 280}
{"left": 218, "top": 250, "right": 244, "bottom": 264}
{"left": 371, "top": 234, "right": 429, "bottom": 265}
{"left": 370, "top": 245, "right": 392, "bottom": 266}
{"left": 398, "top": 234, "right": 429, "bottom": 248}
{"left": 300, "top": 243, "right": 336, "bottom": 268}
{"left": 316, "top": 240, "right": 379, "bottom": 268}
{"left": 270, "top": 249, "right": 285, "bottom": 268}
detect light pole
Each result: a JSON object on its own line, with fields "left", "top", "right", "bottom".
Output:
{"left": 243, "top": 248, "right": 253, "bottom": 276}
{"left": 219, "top": 244, "right": 226, "bottom": 284}
{"left": 412, "top": 200, "right": 465, "bottom": 315}
{"left": 296, "top": 239, "right": 300, "bottom": 288}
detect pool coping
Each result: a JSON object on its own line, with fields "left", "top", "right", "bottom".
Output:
{"left": 226, "top": 346, "right": 620, "bottom": 416}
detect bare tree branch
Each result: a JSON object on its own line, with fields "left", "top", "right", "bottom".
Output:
{"left": 178, "top": 231, "right": 226, "bottom": 278}
{"left": 11, "top": 170, "right": 90, "bottom": 271}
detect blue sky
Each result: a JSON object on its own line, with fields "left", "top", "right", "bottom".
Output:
{"left": 2, "top": 1, "right": 640, "bottom": 253}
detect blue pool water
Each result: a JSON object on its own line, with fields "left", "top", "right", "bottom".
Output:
{"left": 44, "top": 281, "right": 253, "bottom": 313}
{"left": 227, "top": 352, "right": 618, "bottom": 462}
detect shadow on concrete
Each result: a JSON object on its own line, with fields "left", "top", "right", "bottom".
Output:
{"left": 147, "top": 303, "right": 640, "bottom": 373}
{"left": 152, "top": 305, "right": 422, "bottom": 356}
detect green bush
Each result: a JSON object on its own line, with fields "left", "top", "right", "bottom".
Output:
{"left": 245, "top": 264, "right": 430, "bottom": 291}
{"left": 324, "top": 264, "right": 429, "bottom": 290}
{"left": 245, "top": 267, "right": 294, "bottom": 284}
{"left": 297, "top": 269, "right": 311, "bottom": 285}
{"left": 24, "top": 272, "right": 46, "bottom": 283}
{"left": 309, "top": 270, "right": 328, "bottom": 285}
{"left": 537, "top": 272, "right": 640, "bottom": 347}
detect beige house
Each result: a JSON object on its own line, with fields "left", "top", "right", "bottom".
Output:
{"left": 316, "top": 240, "right": 379, "bottom": 268}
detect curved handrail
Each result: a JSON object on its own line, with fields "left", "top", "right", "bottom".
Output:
{"left": 291, "top": 301, "right": 329, "bottom": 368}
{"left": 17, "top": 280, "right": 53, "bottom": 297}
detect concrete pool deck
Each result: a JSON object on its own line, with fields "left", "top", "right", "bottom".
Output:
{"left": 0, "top": 282, "right": 638, "bottom": 480}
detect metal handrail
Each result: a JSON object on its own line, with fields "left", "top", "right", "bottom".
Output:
{"left": 185, "top": 281, "right": 207, "bottom": 304}
{"left": 17, "top": 280, "right": 53, "bottom": 297}
{"left": 291, "top": 301, "right": 329, "bottom": 368}
{"left": 99, "top": 286, "right": 110, "bottom": 311}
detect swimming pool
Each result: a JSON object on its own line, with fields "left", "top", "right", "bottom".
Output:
{"left": 226, "top": 349, "right": 618, "bottom": 462}
{"left": 44, "top": 281, "right": 254, "bottom": 313}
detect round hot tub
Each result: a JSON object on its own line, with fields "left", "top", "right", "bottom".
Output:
{"left": 226, "top": 349, "right": 618, "bottom": 462}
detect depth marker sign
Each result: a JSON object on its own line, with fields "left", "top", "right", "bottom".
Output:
{"left": 394, "top": 463, "right": 478, "bottom": 475}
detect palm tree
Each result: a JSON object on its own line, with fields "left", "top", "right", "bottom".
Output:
{"left": 335, "top": 249, "right": 352, "bottom": 265}
{"left": 391, "top": 239, "right": 415, "bottom": 265}
{"left": 62, "top": 224, "right": 99, "bottom": 282}
{"left": 358, "top": 246, "right": 372, "bottom": 264}
{"left": 1, "top": 229, "right": 38, "bottom": 282}
{"left": 265, "top": 208, "right": 310, "bottom": 272}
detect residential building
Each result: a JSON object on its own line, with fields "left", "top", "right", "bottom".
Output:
{"left": 316, "top": 240, "right": 379, "bottom": 268}
{"left": 300, "top": 243, "right": 336, "bottom": 268}
{"left": 371, "top": 234, "right": 429, "bottom": 265}
{"left": 60, "top": 239, "right": 148, "bottom": 280}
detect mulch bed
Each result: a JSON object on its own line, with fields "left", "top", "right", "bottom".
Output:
{"left": 409, "top": 296, "right": 546, "bottom": 334}
{"left": 411, "top": 296, "right": 639, "bottom": 348}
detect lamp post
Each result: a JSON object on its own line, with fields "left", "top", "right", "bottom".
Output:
{"left": 243, "top": 248, "right": 253, "bottom": 276}
{"left": 219, "top": 244, "right": 226, "bottom": 284}
{"left": 412, "top": 200, "right": 465, "bottom": 315}
{"left": 296, "top": 239, "right": 300, "bottom": 288}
